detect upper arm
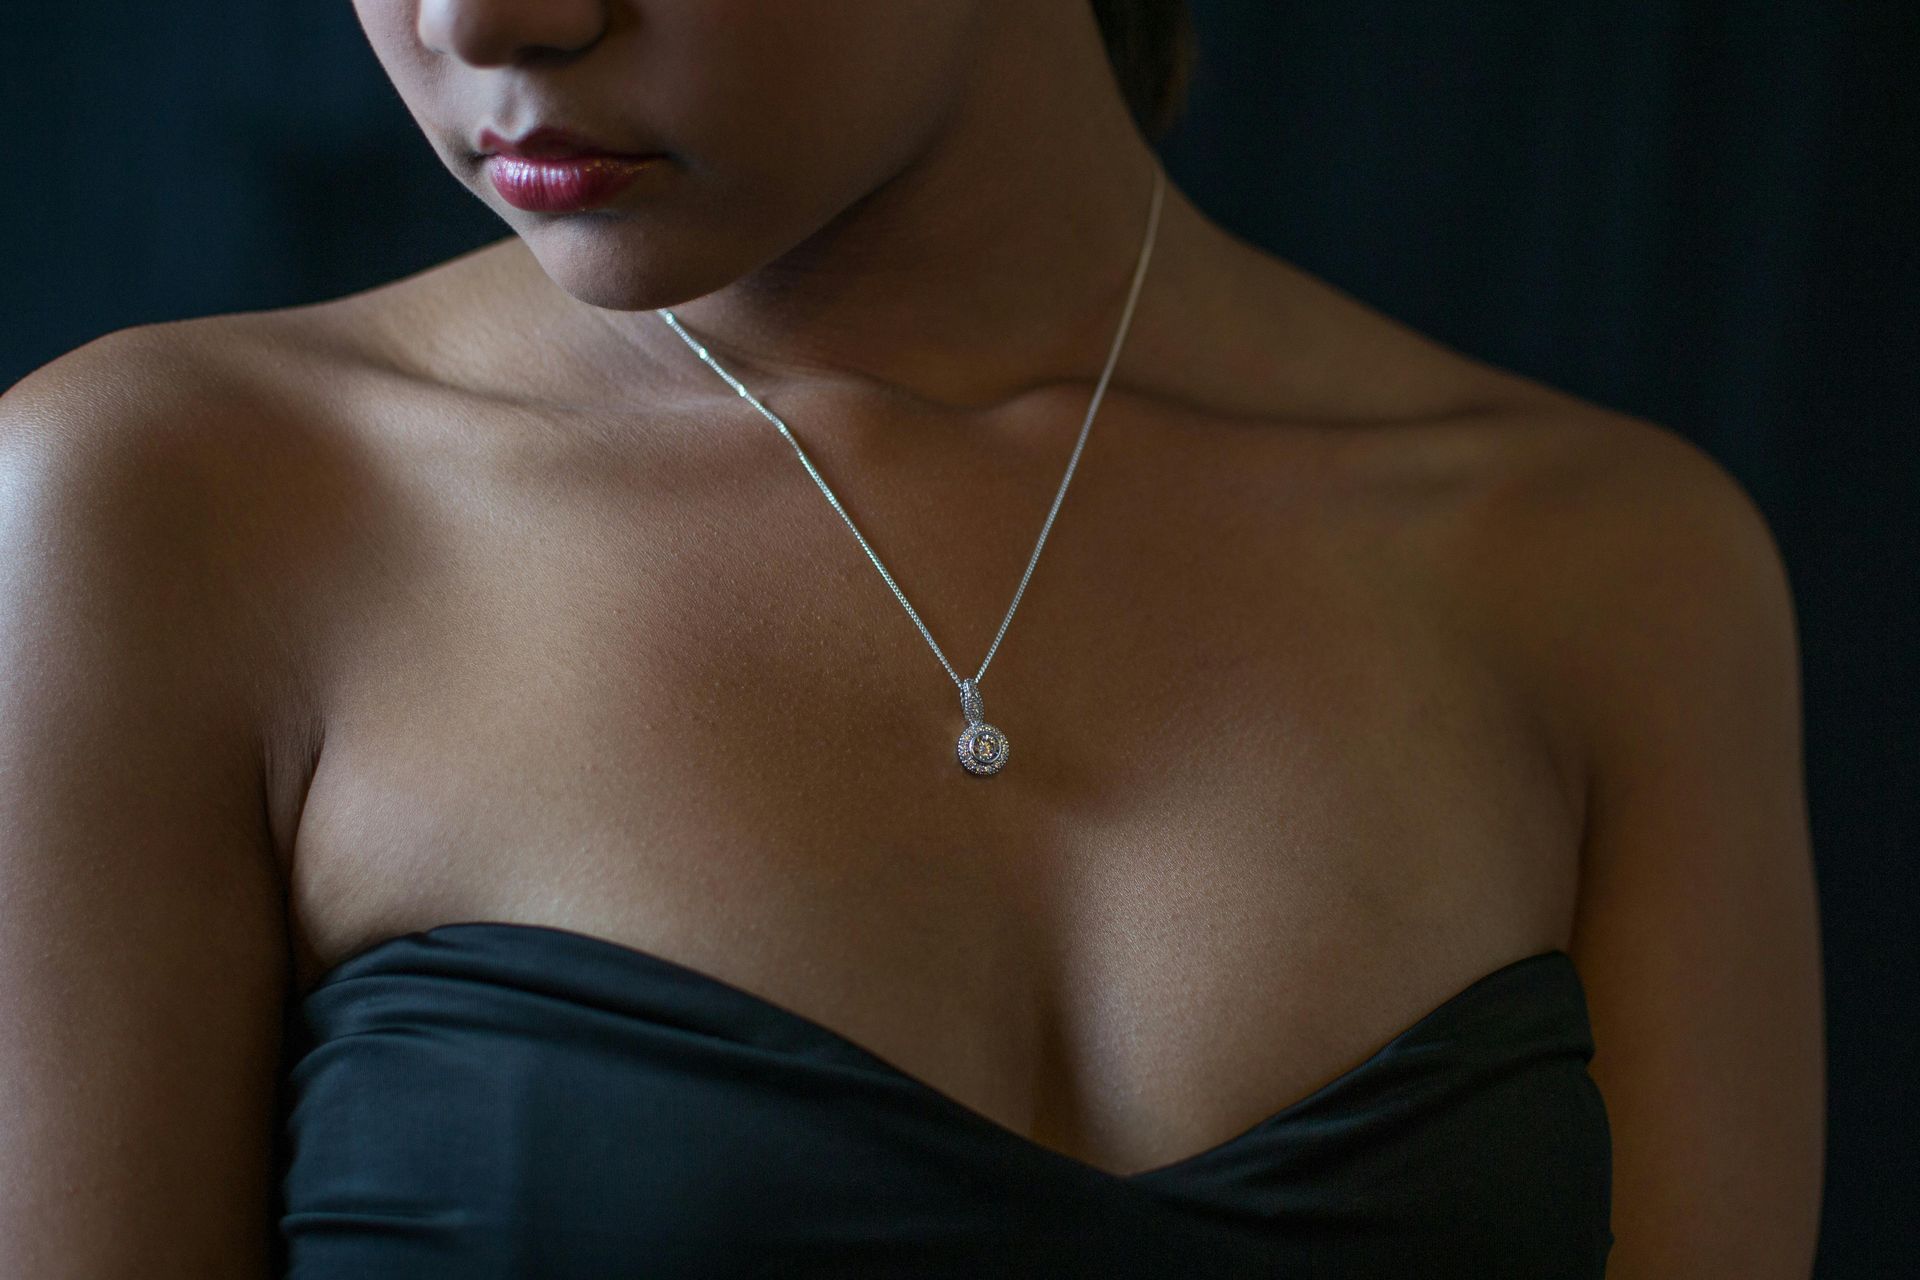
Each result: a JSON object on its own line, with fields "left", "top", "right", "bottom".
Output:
{"left": 0, "top": 332, "right": 292, "bottom": 1278}
{"left": 1513, "top": 416, "right": 1825, "bottom": 1275}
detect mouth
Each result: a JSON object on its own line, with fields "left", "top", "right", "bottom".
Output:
{"left": 473, "top": 126, "right": 668, "bottom": 212}
{"left": 482, "top": 152, "right": 666, "bottom": 213}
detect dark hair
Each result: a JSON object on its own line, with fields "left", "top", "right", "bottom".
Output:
{"left": 1089, "top": 0, "right": 1197, "bottom": 141}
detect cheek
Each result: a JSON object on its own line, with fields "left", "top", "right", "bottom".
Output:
{"left": 348, "top": 0, "right": 443, "bottom": 107}
{"left": 348, "top": 0, "right": 411, "bottom": 62}
{"left": 656, "top": 2, "right": 977, "bottom": 196}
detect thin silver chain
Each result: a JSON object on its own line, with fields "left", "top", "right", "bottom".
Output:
{"left": 655, "top": 164, "right": 1166, "bottom": 695}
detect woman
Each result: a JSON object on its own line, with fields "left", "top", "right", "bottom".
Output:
{"left": 0, "top": 1, "right": 1823, "bottom": 1275}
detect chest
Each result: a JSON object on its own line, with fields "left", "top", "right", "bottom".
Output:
{"left": 278, "top": 394, "right": 1584, "bottom": 1174}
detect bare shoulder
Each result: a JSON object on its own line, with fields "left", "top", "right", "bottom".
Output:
{"left": 0, "top": 318, "right": 329, "bottom": 1274}
{"left": 3, "top": 302, "right": 372, "bottom": 451}
{"left": 3, "top": 311, "right": 323, "bottom": 597}
{"left": 1421, "top": 387, "right": 1820, "bottom": 1272}
{"left": 1218, "top": 246, "right": 1793, "bottom": 652}
{"left": 1, "top": 312, "right": 355, "bottom": 854}
{"left": 1394, "top": 385, "right": 1796, "bottom": 789}
{"left": 1, "top": 231, "right": 530, "bottom": 428}
{"left": 0, "top": 255, "right": 481, "bottom": 538}
{"left": 2, "top": 316, "right": 291, "bottom": 616}
{"left": 1484, "top": 395, "right": 1786, "bottom": 608}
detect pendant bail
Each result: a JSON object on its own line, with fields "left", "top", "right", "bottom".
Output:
{"left": 958, "top": 677, "right": 985, "bottom": 726}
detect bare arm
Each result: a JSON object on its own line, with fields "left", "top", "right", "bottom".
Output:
{"left": 0, "top": 333, "right": 291, "bottom": 1278}
{"left": 1507, "top": 416, "right": 1825, "bottom": 1274}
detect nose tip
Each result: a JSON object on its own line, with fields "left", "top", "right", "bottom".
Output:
{"left": 416, "top": 0, "right": 606, "bottom": 67}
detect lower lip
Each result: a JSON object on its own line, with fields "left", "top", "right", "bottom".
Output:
{"left": 484, "top": 153, "right": 665, "bottom": 212}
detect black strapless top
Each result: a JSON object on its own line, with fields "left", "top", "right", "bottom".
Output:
{"left": 272, "top": 922, "right": 1613, "bottom": 1277}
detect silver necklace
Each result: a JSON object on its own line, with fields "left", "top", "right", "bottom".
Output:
{"left": 656, "top": 164, "right": 1166, "bottom": 777}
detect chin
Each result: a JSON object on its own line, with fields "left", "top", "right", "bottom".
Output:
{"left": 515, "top": 222, "right": 715, "bottom": 314}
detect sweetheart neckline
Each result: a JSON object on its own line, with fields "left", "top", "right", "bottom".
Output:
{"left": 298, "top": 920, "right": 1583, "bottom": 1186}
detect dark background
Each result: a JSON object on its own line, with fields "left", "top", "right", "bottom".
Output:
{"left": 4, "top": 3, "right": 1914, "bottom": 1272}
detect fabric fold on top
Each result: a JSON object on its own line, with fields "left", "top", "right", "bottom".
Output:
{"left": 275, "top": 920, "right": 1612, "bottom": 1278}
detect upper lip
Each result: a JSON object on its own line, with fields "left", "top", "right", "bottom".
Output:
{"left": 476, "top": 125, "right": 660, "bottom": 160}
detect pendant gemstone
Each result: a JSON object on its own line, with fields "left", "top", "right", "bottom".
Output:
{"left": 957, "top": 722, "right": 1010, "bottom": 775}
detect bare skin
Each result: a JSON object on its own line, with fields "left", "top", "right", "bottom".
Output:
{"left": 0, "top": 2, "right": 1822, "bottom": 1276}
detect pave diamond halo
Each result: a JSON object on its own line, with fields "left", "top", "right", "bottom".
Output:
{"left": 958, "top": 725, "right": 1010, "bottom": 775}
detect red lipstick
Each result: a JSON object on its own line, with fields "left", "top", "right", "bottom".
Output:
{"left": 477, "top": 126, "right": 666, "bottom": 213}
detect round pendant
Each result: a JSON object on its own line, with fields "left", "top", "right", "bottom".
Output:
{"left": 957, "top": 722, "right": 1011, "bottom": 776}
{"left": 954, "top": 677, "right": 1008, "bottom": 776}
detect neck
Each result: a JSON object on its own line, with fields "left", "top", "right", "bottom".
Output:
{"left": 565, "top": 5, "right": 1197, "bottom": 414}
